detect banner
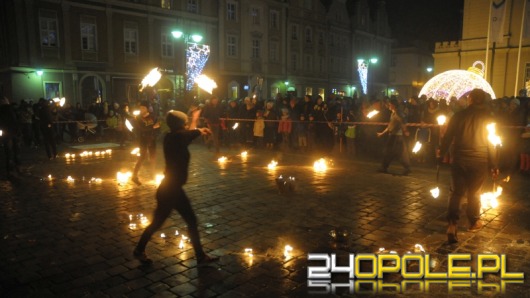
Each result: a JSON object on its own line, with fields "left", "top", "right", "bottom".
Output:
{"left": 490, "top": 0, "right": 507, "bottom": 43}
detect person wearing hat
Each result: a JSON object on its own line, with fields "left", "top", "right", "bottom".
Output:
{"left": 377, "top": 98, "right": 411, "bottom": 175}
{"left": 131, "top": 101, "right": 160, "bottom": 185}
{"left": 438, "top": 88, "right": 499, "bottom": 244}
{"left": 133, "top": 108, "right": 219, "bottom": 265}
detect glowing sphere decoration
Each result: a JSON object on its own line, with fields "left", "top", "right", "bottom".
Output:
{"left": 419, "top": 61, "right": 496, "bottom": 100}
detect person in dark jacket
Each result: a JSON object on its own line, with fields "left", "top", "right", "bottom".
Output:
{"left": 131, "top": 101, "right": 160, "bottom": 185}
{"left": 438, "top": 88, "right": 499, "bottom": 244}
{"left": 133, "top": 108, "right": 218, "bottom": 265}
{"left": 0, "top": 96, "right": 21, "bottom": 177}
{"left": 38, "top": 98, "right": 58, "bottom": 159}
{"left": 202, "top": 96, "right": 223, "bottom": 154}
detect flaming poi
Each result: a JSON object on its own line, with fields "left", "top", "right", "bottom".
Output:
{"left": 194, "top": 74, "right": 217, "bottom": 94}
{"left": 367, "top": 110, "right": 379, "bottom": 119}
{"left": 412, "top": 141, "right": 422, "bottom": 153}
{"left": 481, "top": 186, "right": 502, "bottom": 209}
{"left": 313, "top": 158, "right": 328, "bottom": 172}
{"left": 139, "top": 67, "right": 162, "bottom": 91}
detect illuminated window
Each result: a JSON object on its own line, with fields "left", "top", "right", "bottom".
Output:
{"left": 39, "top": 11, "right": 58, "bottom": 47}
{"left": 251, "top": 7, "right": 260, "bottom": 25}
{"left": 305, "top": 87, "right": 313, "bottom": 96}
{"left": 124, "top": 23, "right": 138, "bottom": 55}
{"left": 251, "top": 39, "right": 261, "bottom": 59}
{"left": 227, "top": 1, "right": 238, "bottom": 21}
{"left": 269, "top": 10, "right": 279, "bottom": 29}
{"left": 187, "top": 0, "right": 198, "bottom": 13}
{"left": 161, "top": 32, "right": 173, "bottom": 58}
{"left": 161, "top": 0, "right": 171, "bottom": 9}
{"left": 227, "top": 34, "right": 238, "bottom": 57}
{"left": 80, "top": 17, "right": 97, "bottom": 51}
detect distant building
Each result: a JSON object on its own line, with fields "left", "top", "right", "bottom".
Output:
{"left": 434, "top": 0, "right": 530, "bottom": 98}
{"left": 0, "top": 0, "right": 392, "bottom": 107}
{"left": 390, "top": 42, "right": 434, "bottom": 100}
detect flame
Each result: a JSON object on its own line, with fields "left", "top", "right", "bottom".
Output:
{"left": 267, "top": 160, "right": 278, "bottom": 170}
{"left": 194, "top": 74, "right": 218, "bottom": 94}
{"left": 284, "top": 245, "right": 293, "bottom": 258}
{"left": 241, "top": 151, "right": 248, "bottom": 158}
{"left": 64, "top": 153, "right": 71, "bottom": 158}
{"left": 161, "top": 233, "right": 166, "bottom": 238}
{"left": 437, "top": 115, "right": 447, "bottom": 125}
{"left": 313, "top": 158, "right": 328, "bottom": 172}
{"left": 155, "top": 174, "right": 165, "bottom": 185}
{"left": 412, "top": 141, "right": 422, "bottom": 153}
{"left": 503, "top": 176, "right": 510, "bottom": 182}
{"left": 66, "top": 176, "right": 75, "bottom": 182}
{"left": 218, "top": 156, "right": 228, "bottom": 163}
{"left": 125, "top": 119, "right": 134, "bottom": 132}
{"left": 132, "top": 110, "right": 140, "bottom": 116}
{"left": 89, "top": 177, "right": 102, "bottom": 183}
{"left": 0, "top": 130, "right": 3, "bottom": 136}
{"left": 367, "top": 110, "right": 379, "bottom": 119}
{"left": 481, "top": 186, "right": 502, "bottom": 209}
{"left": 106, "top": 149, "right": 112, "bottom": 154}
{"left": 430, "top": 187, "right": 440, "bottom": 199}
{"left": 117, "top": 171, "right": 132, "bottom": 184}
{"left": 232, "top": 122, "right": 239, "bottom": 130}
{"left": 140, "top": 67, "right": 162, "bottom": 91}
{"left": 414, "top": 244, "right": 426, "bottom": 253}
{"left": 139, "top": 214, "right": 149, "bottom": 226}
{"left": 47, "top": 174, "right": 53, "bottom": 181}
{"left": 487, "top": 123, "right": 502, "bottom": 147}
{"left": 178, "top": 239, "right": 185, "bottom": 249}
{"left": 130, "top": 148, "right": 140, "bottom": 156}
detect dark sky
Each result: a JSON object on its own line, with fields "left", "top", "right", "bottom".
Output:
{"left": 385, "top": 0, "right": 464, "bottom": 48}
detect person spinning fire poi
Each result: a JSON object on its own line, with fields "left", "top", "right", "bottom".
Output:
{"left": 133, "top": 108, "right": 219, "bottom": 265}
{"left": 131, "top": 101, "right": 160, "bottom": 185}
{"left": 437, "top": 88, "right": 499, "bottom": 244}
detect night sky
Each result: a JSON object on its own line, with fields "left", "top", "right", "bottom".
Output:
{"left": 385, "top": 0, "right": 464, "bottom": 49}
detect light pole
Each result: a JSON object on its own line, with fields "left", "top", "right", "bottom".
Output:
{"left": 357, "top": 57, "right": 378, "bottom": 95}
{"left": 171, "top": 30, "right": 206, "bottom": 101}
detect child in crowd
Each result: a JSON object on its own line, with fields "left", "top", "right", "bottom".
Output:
{"left": 278, "top": 108, "right": 292, "bottom": 152}
{"left": 253, "top": 110, "right": 265, "bottom": 148}
{"left": 296, "top": 114, "right": 308, "bottom": 152}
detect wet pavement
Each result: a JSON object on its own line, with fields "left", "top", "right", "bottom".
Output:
{"left": 1, "top": 141, "right": 530, "bottom": 297}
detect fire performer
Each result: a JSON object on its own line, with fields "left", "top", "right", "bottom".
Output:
{"left": 131, "top": 101, "right": 159, "bottom": 185}
{"left": 437, "top": 88, "right": 499, "bottom": 244}
{"left": 133, "top": 108, "right": 219, "bottom": 265}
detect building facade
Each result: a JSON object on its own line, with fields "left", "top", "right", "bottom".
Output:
{"left": 0, "top": 0, "right": 392, "bottom": 107}
{"left": 433, "top": 0, "right": 530, "bottom": 98}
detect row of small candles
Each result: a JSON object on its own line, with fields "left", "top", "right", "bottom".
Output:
{"left": 43, "top": 174, "right": 103, "bottom": 183}
{"left": 64, "top": 149, "right": 113, "bottom": 159}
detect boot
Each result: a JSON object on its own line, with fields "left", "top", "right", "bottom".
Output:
{"left": 447, "top": 223, "right": 458, "bottom": 244}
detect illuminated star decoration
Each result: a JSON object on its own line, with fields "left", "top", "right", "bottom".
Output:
{"left": 186, "top": 44, "right": 210, "bottom": 91}
{"left": 357, "top": 60, "right": 368, "bottom": 95}
{"left": 419, "top": 61, "right": 496, "bottom": 100}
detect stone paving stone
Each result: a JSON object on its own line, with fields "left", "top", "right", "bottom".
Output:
{"left": 2, "top": 143, "right": 530, "bottom": 296}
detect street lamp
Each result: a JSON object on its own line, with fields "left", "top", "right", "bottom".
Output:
{"left": 170, "top": 30, "right": 209, "bottom": 99}
{"left": 357, "top": 57, "right": 378, "bottom": 95}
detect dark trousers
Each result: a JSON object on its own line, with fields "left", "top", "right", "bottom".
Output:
{"left": 41, "top": 126, "right": 57, "bottom": 158}
{"left": 3, "top": 136, "right": 20, "bottom": 173}
{"left": 133, "top": 137, "right": 156, "bottom": 177}
{"left": 381, "top": 135, "right": 410, "bottom": 170}
{"left": 447, "top": 161, "right": 488, "bottom": 224}
{"left": 135, "top": 183, "right": 205, "bottom": 259}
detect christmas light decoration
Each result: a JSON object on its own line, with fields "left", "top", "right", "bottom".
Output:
{"left": 357, "top": 60, "right": 368, "bottom": 95}
{"left": 419, "top": 61, "right": 496, "bottom": 100}
{"left": 186, "top": 44, "right": 210, "bottom": 91}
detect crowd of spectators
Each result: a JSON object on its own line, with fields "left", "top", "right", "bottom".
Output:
{"left": 1, "top": 91, "right": 530, "bottom": 178}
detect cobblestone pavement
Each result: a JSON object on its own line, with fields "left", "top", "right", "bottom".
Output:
{"left": 1, "top": 141, "right": 530, "bottom": 297}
